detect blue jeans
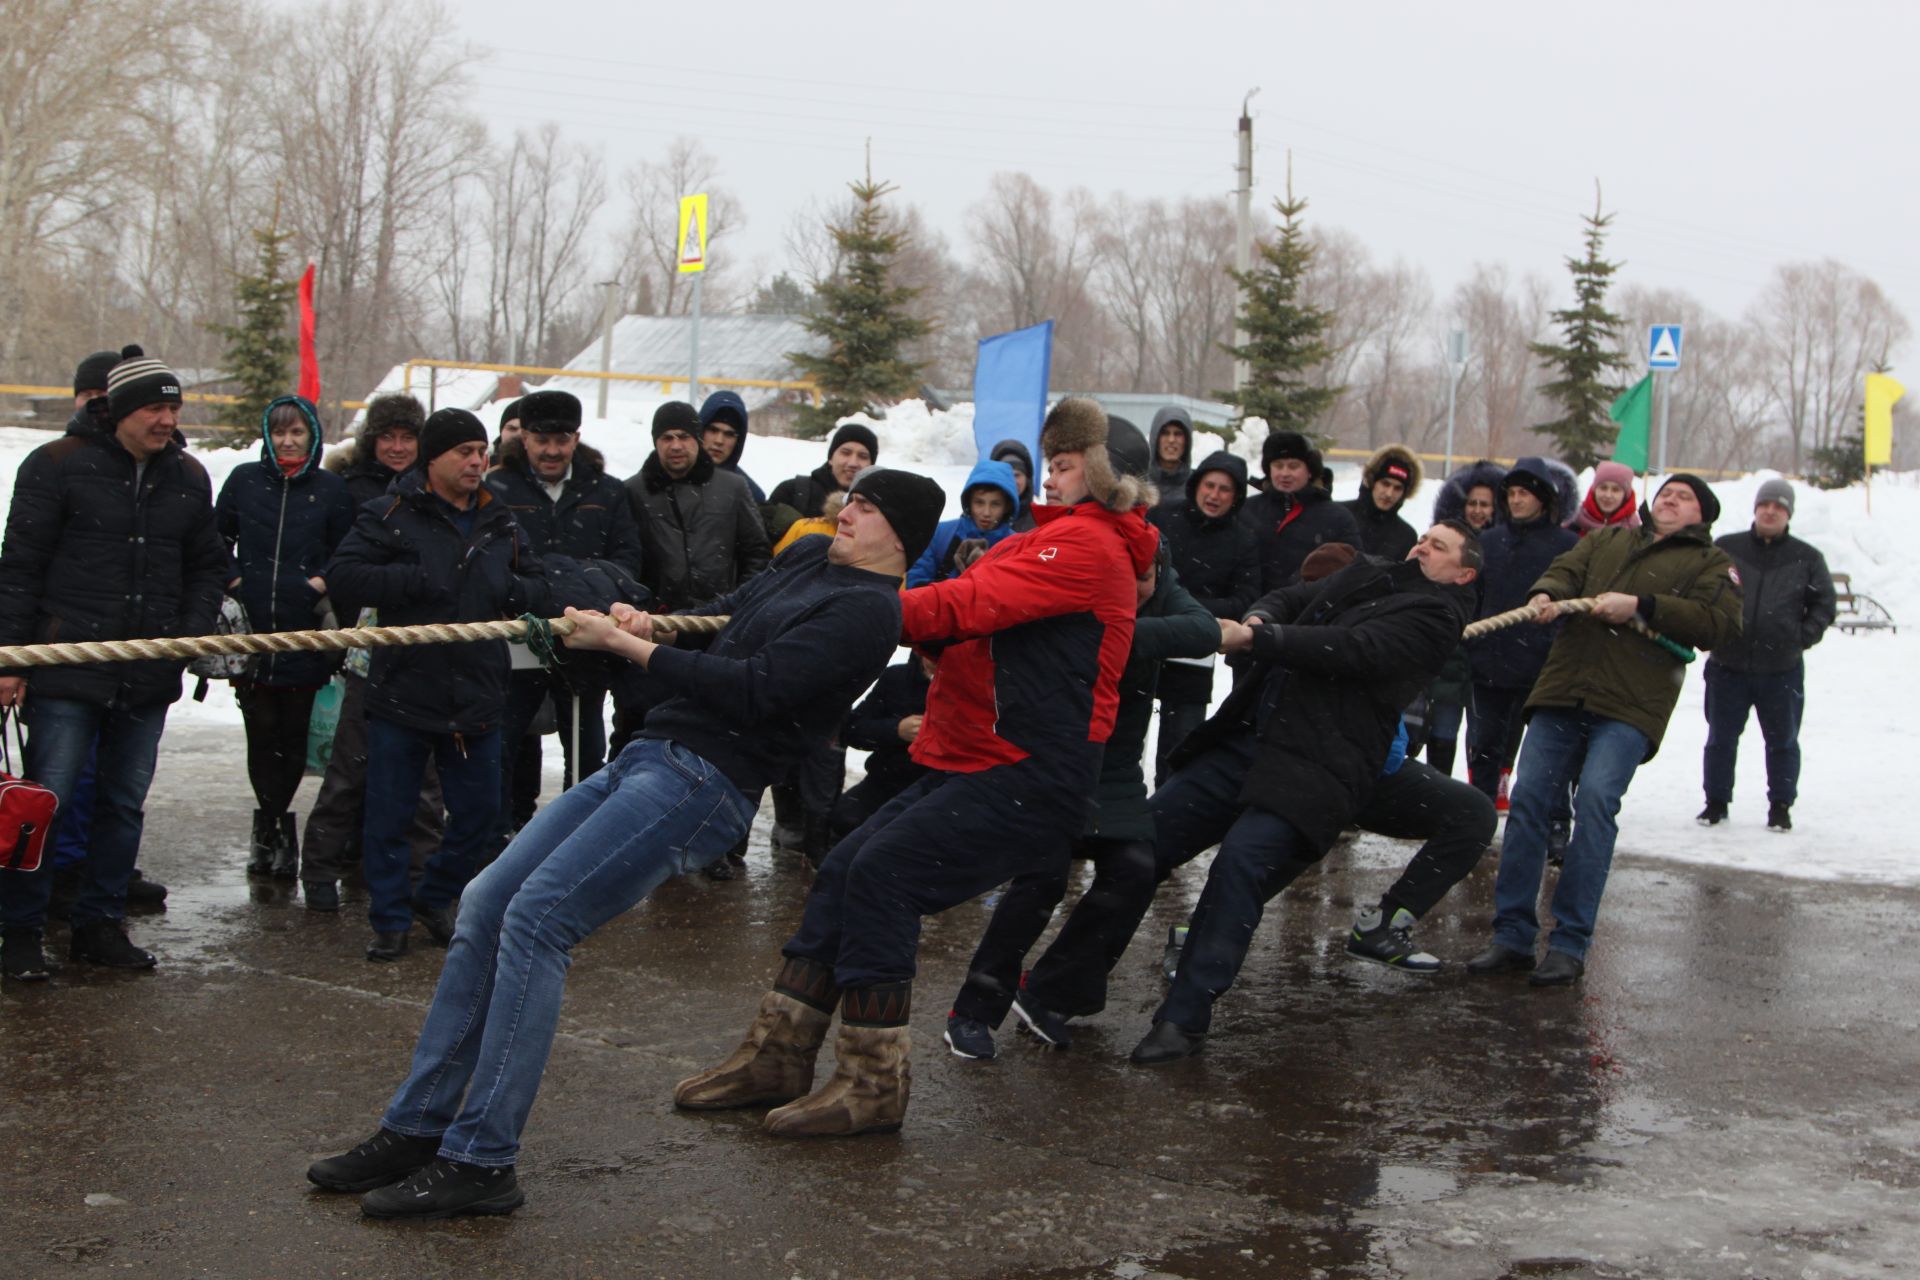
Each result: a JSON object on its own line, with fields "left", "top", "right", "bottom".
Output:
{"left": 381, "top": 738, "right": 752, "bottom": 1166}
{"left": 361, "top": 717, "right": 502, "bottom": 934}
{"left": 1702, "top": 659, "right": 1803, "bottom": 808}
{"left": 1491, "top": 709, "right": 1649, "bottom": 962}
{"left": 2, "top": 699, "right": 167, "bottom": 929}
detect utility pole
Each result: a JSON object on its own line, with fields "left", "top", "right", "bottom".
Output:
{"left": 1232, "top": 89, "right": 1259, "bottom": 392}
{"left": 595, "top": 279, "right": 619, "bottom": 419}
{"left": 1443, "top": 329, "right": 1468, "bottom": 475}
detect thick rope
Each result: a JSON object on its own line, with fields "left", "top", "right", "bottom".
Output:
{"left": 0, "top": 612, "right": 731, "bottom": 671}
{"left": 1461, "top": 596, "right": 1695, "bottom": 663}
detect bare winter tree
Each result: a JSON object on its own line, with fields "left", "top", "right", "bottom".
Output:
{"left": 1616, "top": 285, "right": 1774, "bottom": 473}
{"left": 1448, "top": 263, "right": 1554, "bottom": 460}
{"left": 1746, "top": 259, "right": 1912, "bottom": 473}
{"left": 1305, "top": 228, "right": 1437, "bottom": 450}
{"left": 614, "top": 139, "right": 743, "bottom": 318}
{"left": 966, "top": 174, "right": 1109, "bottom": 389}
{"left": 479, "top": 124, "right": 607, "bottom": 367}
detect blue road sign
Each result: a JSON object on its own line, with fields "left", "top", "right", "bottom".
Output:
{"left": 1648, "top": 324, "right": 1683, "bottom": 371}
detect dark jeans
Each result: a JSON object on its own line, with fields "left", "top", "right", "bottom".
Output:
{"left": 2, "top": 699, "right": 167, "bottom": 929}
{"left": 954, "top": 836, "right": 1155, "bottom": 1025}
{"left": 361, "top": 717, "right": 500, "bottom": 935}
{"left": 1703, "top": 659, "right": 1803, "bottom": 808}
{"left": 500, "top": 673, "right": 608, "bottom": 827}
{"left": 235, "top": 681, "right": 317, "bottom": 819}
{"left": 784, "top": 752, "right": 1094, "bottom": 989}
{"left": 52, "top": 742, "right": 97, "bottom": 869}
{"left": 302, "top": 673, "right": 443, "bottom": 885}
{"left": 1468, "top": 684, "right": 1573, "bottom": 822}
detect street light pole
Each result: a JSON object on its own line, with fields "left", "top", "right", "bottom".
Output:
{"left": 1232, "top": 88, "right": 1259, "bottom": 392}
{"left": 1444, "top": 329, "right": 1468, "bottom": 475}
{"left": 595, "top": 279, "right": 619, "bottom": 419}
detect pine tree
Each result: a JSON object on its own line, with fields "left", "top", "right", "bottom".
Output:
{"left": 787, "top": 159, "right": 931, "bottom": 438}
{"left": 1530, "top": 187, "right": 1631, "bottom": 469}
{"left": 1217, "top": 161, "right": 1340, "bottom": 442}
{"left": 211, "top": 211, "right": 298, "bottom": 446}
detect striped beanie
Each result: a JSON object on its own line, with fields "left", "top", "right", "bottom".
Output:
{"left": 105, "top": 356, "right": 183, "bottom": 423}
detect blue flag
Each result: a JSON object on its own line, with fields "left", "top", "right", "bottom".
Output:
{"left": 972, "top": 321, "right": 1054, "bottom": 471}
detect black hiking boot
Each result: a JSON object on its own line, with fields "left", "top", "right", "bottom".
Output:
{"left": 2, "top": 927, "right": 51, "bottom": 982}
{"left": 360, "top": 1158, "right": 524, "bottom": 1220}
{"left": 247, "top": 809, "right": 275, "bottom": 875}
{"left": 304, "top": 880, "right": 340, "bottom": 913}
{"left": 125, "top": 868, "right": 168, "bottom": 910}
{"left": 69, "top": 919, "right": 156, "bottom": 970}
{"left": 1767, "top": 804, "right": 1792, "bottom": 833}
{"left": 1346, "top": 906, "right": 1440, "bottom": 973}
{"left": 1696, "top": 801, "right": 1728, "bottom": 827}
{"left": 365, "top": 931, "right": 410, "bottom": 962}
{"left": 308, "top": 1129, "right": 443, "bottom": 1193}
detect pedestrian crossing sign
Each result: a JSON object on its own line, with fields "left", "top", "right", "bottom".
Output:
{"left": 1648, "top": 324, "right": 1682, "bottom": 370}
{"left": 678, "top": 194, "right": 708, "bottom": 274}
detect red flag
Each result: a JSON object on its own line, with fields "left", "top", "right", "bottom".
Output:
{"left": 297, "top": 263, "right": 321, "bottom": 402}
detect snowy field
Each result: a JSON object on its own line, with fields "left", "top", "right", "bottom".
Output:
{"left": 4, "top": 400, "right": 1911, "bottom": 889}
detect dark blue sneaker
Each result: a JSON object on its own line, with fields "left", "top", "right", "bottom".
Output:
{"left": 1010, "top": 991, "right": 1071, "bottom": 1050}
{"left": 943, "top": 1013, "right": 997, "bottom": 1060}
{"left": 360, "top": 1158, "right": 524, "bottom": 1220}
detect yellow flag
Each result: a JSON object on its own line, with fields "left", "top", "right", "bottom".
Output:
{"left": 1864, "top": 373, "right": 1904, "bottom": 466}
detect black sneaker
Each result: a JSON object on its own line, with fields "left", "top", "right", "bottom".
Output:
{"left": 69, "top": 919, "right": 156, "bottom": 970}
{"left": 1767, "top": 804, "right": 1792, "bottom": 833}
{"left": 304, "top": 881, "right": 340, "bottom": 913}
{"left": 125, "top": 868, "right": 168, "bottom": 910}
{"left": 1346, "top": 906, "right": 1440, "bottom": 973}
{"left": 411, "top": 901, "right": 455, "bottom": 947}
{"left": 943, "top": 1013, "right": 996, "bottom": 1060}
{"left": 2, "top": 927, "right": 51, "bottom": 982}
{"left": 1697, "top": 802, "right": 1728, "bottom": 827}
{"left": 360, "top": 1158, "right": 524, "bottom": 1220}
{"left": 1546, "top": 820, "right": 1571, "bottom": 866}
{"left": 366, "top": 931, "right": 409, "bottom": 962}
{"left": 1465, "top": 943, "right": 1535, "bottom": 975}
{"left": 1129, "top": 1020, "right": 1203, "bottom": 1066}
{"left": 1160, "top": 924, "right": 1188, "bottom": 982}
{"left": 1009, "top": 990, "right": 1071, "bottom": 1050}
{"left": 307, "top": 1128, "right": 443, "bottom": 1193}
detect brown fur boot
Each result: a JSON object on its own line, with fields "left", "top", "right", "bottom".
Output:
{"left": 673, "top": 958, "right": 837, "bottom": 1110}
{"left": 763, "top": 984, "right": 912, "bottom": 1138}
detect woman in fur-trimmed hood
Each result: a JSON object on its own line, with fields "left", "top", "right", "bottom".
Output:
{"left": 1338, "top": 443, "right": 1424, "bottom": 560}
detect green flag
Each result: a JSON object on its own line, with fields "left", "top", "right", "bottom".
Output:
{"left": 1609, "top": 375, "right": 1653, "bottom": 471}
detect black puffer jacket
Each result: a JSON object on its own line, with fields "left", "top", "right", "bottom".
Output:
{"left": 328, "top": 442, "right": 409, "bottom": 507}
{"left": 1338, "top": 444, "right": 1423, "bottom": 560}
{"left": 1178, "top": 557, "right": 1469, "bottom": 853}
{"left": 327, "top": 472, "right": 549, "bottom": 734}
{"left": 1148, "top": 451, "right": 1259, "bottom": 704}
{"left": 841, "top": 659, "right": 932, "bottom": 796}
{"left": 1710, "top": 528, "right": 1837, "bottom": 674}
{"left": 1239, "top": 483, "right": 1363, "bottom": 594}
{"left": 625, "top": 450, "right": 771, "bottom": 611}
{"left": 484, "top": 445, "right": 643, "bottom": 577}
{"left": 1469, "top": 511, "right": 1579, "bottom": 690}
{"left": 0, "top": 407, "right": 230, "bottom": 707}
{"left": 767, "top": 462, "right": 842, "bottom": 520}
{"left": 214, "top": 397, "right": 357, "bottom": 688}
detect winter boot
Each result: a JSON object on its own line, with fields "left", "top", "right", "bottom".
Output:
{"left": 1767, "top": 803, "right": 1792, "bottom": 833}
{"left": 125, "top": 868, "right": 168, "bottom": 909}
{"left": 673, "top": 956, "right": 837, "bottom": 1110}
{"left": 247, "top": 809, "right": 275, "bottom": 875}
{"left": 69, "top": 919, "right": 156, "bottom": 969}
{"left": 2, "top": 926, "right": 51, "bottom": 982}
{"left": 764, "top": 983, "right": 912, "bottom": 1138}
{"left": 1345, "top": 905, "right": 1441, "bottom": 972}
{"left": 1495, "top": 768, "right": 1513, "bottom": 814}
{"left": 1697, "top": 801, "right": 1728, "bottom": 827}
{"left": 271, "top": 813, "right": 300, "bottom": 881}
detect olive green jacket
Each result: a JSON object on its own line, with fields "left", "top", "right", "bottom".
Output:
{"left": 1525, "top": 522, "right": 1742, "bottom": 757}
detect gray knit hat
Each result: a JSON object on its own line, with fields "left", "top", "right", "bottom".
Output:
{"left": 1754, "top": 477, "right": 1795, "bottom": 517}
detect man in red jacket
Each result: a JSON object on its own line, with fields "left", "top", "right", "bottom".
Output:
{"left": 674, "top": 398, "right": 1159, "bottom": 1137}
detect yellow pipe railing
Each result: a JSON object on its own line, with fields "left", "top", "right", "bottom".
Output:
{"left": 399, "top": 359, "right": 823, "bottom": 407}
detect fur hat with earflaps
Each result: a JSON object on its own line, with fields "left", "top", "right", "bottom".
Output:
{"left": 1039, "top": 397, "right": 1156, "bottom": 513}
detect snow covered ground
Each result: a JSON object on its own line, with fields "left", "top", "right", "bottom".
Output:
{"left": 4, "top": 401, "right": 1912, "bottom": 888}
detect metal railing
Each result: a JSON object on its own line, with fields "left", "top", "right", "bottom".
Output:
{"left": 398, "top": 359, "right": 822, "bottom": 407}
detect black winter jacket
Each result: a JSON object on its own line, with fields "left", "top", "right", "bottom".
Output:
{"left": 485, "top": 450, "right": 643, "bottom": 578}
{"left": 1148, "top": 452, "right": 1259, "bottom": 704}
{"left": 1239, "top": 484, "right": 1363, "bottom": 594}
{"left": 625, "top": 451, "right": 770, "bottom": 611}
{"left": 327, "top": 473, "right": 548, "bottom": 735}
{"left": 767, "top": 462, "right": 843, "bottom": 520}
{"left": 1338, "top": 494, "right": 1418, "bottom": 561}
{"left": 1468, "top": 512, "right": 1579, "bottom": 690}
{"left": 1710, "top": 528, "right": 1837, "bottom": 674}
{"left": 214, "top": 397, "right": 356, "bottom": 688}
{"left": 0, "top": 409, "right": 230, "bottom": 707}
{"left": 1178, "top": 557, "right": 1469, "bottom": 853}
{"left": 841, "top": 659, "right": 932, "bottom": 796}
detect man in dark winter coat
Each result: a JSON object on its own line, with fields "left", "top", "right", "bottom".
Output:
{"left": 1465, "top": 457, "right": 1579, "bottom": 806}
{"left": 944, "top": 536, "right": 1220, "bottom": 1058}
{"left": 626, "top": 401, "right": 769, "bottom": 612}
{"left": 1128, "top": 523, "right": 1481, "bottom": 1063}
{"left": 829, "top": 656, "right": 933, "bottom": 844}
{"left": 328, "top": 409, "right": 550, "bottom": 963}
{"left": 698, "top": 390, "right": 767, "bottom": 503}
{"left": 1339, "top": 444, "right": 1423, "bottom": 560}
{"left": 1471, "top": 475, "right": 1741, "bottom": 987}
{"left": 1240, "top": 429, "right": 1361, "bottom": 593}
{"left": 1147, "top": 450, "right": 1259, "bottom": 780}
{"left": 675, "top": 397, "right": 1158, "bottom": 1139}
{"left": 303, "top": 392, "right": 444, "bottom": 912}
{"left": 1149, "top": 406, "right": 1194, "bottom": 504}
{"left": 307, "top": 467, "right": 943, "bottom": 1220}
{"left": 0, "top": 354, "right": 230, "bottom": 979}
{"left": 1698, "top": 478, "right": 1835, "bottom": 832}
{"left": 486, "top": 390, "right": 643, "bottom": 812}
{"left": 769, "top": 423, "right": 877, "bottom": 521}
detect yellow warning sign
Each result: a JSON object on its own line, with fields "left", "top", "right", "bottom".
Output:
{"left": 677, "top": 193, "right": 708, "bottom": 274}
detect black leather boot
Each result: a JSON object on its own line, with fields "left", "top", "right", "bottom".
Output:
{"left": 247, "top": 809, "right": 274, "bottom": 875}
{"left": 271, "top": 813, "right": 300, "bottom": 880}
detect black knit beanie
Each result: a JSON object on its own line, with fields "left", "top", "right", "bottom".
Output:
{"left": 651, "top": 401, "right": 701, "bottom": 440}
{"left": 1657, "top": 473, "right": 1721, "bottom": 526}
{"left": 1261, "top": 430, "right": 1322, "bottom": 480}
{"left": 518, "top": 389, "right": 582, "bottom": 434}
{"left": 848, "top": 467, "right": 946, "bottom": 566}
{"left": 105, "top": 355, "right": 183, "bottom": 423}
{"left": 418, "top": 408, "right": 489, "bottom": 464}
{"left": 76, "top": 344, "right": 141, "bottom": 396}
{"left": 829, "top": 423, "right": 880, "bottom": 463}
{"left": 1504, "top": 464, "right": 1558, "bottom": 514}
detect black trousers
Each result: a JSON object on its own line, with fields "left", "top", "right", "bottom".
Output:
{"left": 953, "top": 835, "right": 1157, "bottom": 1025}
{"left": 234, "top": 682, "right": 318, "bottom": 819}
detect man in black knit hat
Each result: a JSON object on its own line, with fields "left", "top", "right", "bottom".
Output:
{"left": 1240, "top": 429, "right": 1361, "bottom": 592}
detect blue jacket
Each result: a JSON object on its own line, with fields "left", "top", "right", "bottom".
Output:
{"left": 214, "top": 397, "right": 357, "bottom": 688}
{"left": 327, "top": 470, "right": 549, "bottom": 735}
{"left": 904, "top": 460, "right": 1021, "bottom": 588}
{"left": 1468, "top": 510, "right": 1579, "bottom": 690}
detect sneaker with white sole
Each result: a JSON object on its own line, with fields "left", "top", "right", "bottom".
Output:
{"left": 1345, "top": 906, "right": 1441, "bottom": 973}
{"left": 943, "top": 1013, "right": 997, "bottom": 1060}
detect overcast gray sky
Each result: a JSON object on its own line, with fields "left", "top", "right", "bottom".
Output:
{"left": 455, "top": 0, "right": 1919, "bottom": 349}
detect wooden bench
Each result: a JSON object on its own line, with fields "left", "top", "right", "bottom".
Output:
{"left": 1832, "top": 572, "right": 1899, "bottom": 634}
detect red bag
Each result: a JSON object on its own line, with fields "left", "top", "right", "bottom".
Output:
{"left": 0, "top": 711, "right": 58, "bottom": 874}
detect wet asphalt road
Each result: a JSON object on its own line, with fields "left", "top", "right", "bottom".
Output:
{"left": 2, "top": 720, "right": 1917, "bottom": 1279}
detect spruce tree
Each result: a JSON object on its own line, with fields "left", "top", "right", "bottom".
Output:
{"left": 1217, "top": 165, "right": 1340, "bottom": 442}
{"left": 1530, "top": 188, "right": 1631, "bottom": 469}
{"left": 788, "top": 162, "right": 931, "bottom": 438}
{"left": 212, "top": 216, "right": 298, "bottom": 446}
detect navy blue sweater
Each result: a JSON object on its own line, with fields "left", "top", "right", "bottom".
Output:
{"left": 640, "top": 535, "right": 903, "bottom": 796}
